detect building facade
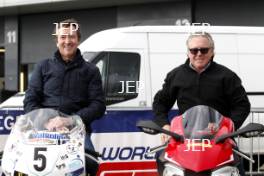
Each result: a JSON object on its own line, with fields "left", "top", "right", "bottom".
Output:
{"left": 0, "top": 0, "right": 264, "bottom": 99}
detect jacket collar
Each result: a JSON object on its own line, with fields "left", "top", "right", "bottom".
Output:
{"left": 54, "top": 48, "right": 84, "bottom": 67}
{"left": 184, "top": 58, "right": 215, "bottom": 73}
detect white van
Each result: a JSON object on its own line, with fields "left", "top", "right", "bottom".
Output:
{"left": 1, "top": 26, "right": 264, "bottom": 175}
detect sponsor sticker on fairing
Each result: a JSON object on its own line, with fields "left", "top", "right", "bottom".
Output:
{"left": 27, "top": 132, "right": 70, "bottom": 144}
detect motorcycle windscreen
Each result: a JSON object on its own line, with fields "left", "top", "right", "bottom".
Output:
{"left": 166, "top": 105, "right": 234, "bottom": 172}
{"left": 13, "top": 108, "right": 85, "bottom": 145}
{"left": 182, "top": 105, "right": 222, "bottom": 139}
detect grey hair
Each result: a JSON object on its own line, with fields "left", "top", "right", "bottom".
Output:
{"left": 186, "top": 32, "right": 215, "bottom": 51}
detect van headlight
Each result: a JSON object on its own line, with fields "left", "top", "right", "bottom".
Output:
{"left": 212, "top": 166, "right": 240, "bottom": 176}
{"left": 163, "top": 163, "right": 184, "bottom": 176}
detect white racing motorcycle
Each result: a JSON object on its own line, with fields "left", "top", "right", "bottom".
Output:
{"left": 1, "top": 108, "right": 98, "bottom": 176}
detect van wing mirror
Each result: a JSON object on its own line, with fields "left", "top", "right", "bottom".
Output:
{"left": 136, "top": 120, "right": 184, "bottom": 142}
{"left": 215, "top": 123, "right": 264, "bottom": 144}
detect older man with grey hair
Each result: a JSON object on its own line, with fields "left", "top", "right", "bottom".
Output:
{"left": 152, "top": 31, "right": 250, "bottom": 175}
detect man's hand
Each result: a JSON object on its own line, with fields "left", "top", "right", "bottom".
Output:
{"left": 207, "top": 122, "right": 218, "bottom": 133}
{"left": 161, "top": 124, "right": 171, "bottom": 144}
{"left": 44, "top": 116, "right": 73, "bottom": 132}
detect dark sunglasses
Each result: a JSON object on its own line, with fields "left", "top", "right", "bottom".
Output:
{"left": 189, "top": 48, "right": 210, "bottom": 55}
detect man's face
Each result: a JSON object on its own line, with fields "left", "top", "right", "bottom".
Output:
{"left": 187, "top": 36, "right": 214, "bottom": 72}
{"left": 56, "top": 27, "right": 79, "bottom": 61}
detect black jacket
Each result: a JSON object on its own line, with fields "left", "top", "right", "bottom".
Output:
{"left": 24, "top": 49, "right": 106, "bottom": 132}
{"left": 153, "top": 59, "right": 250, "bottom": 130}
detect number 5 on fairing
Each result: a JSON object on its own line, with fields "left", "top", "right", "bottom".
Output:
{"left": 33, "top": 147, "right": 47, "bottom": 171}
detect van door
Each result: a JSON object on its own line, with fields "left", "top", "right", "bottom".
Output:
{"left": 89, "top": 49, "right": 158, "bottom": 175}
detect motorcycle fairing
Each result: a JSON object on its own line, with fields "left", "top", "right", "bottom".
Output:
{"left": 165, "top": 105, "right": 235, "bottom": 172}
{"left": 2, "top": 108, "right": 86, "bottom": 176}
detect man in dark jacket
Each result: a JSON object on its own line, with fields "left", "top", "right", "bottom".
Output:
{"left": 23, "top": 18, "right": 105, "bottom": 175}
{"left": 153, "top": 32, "right": 250, "bottom": 175}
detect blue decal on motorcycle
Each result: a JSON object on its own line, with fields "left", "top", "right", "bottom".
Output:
{"left": 65, "top": 167, "right": 84, "bottom": 176}
{"left": 30, "top": 132, "right": 69, "bottom": 140}
{"left": 68, "top": 159, "right": 83, "bottom": 172}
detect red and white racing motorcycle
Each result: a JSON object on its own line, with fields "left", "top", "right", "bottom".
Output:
{"left": 137, "top": 105, "right": 264, "bottom": 176}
